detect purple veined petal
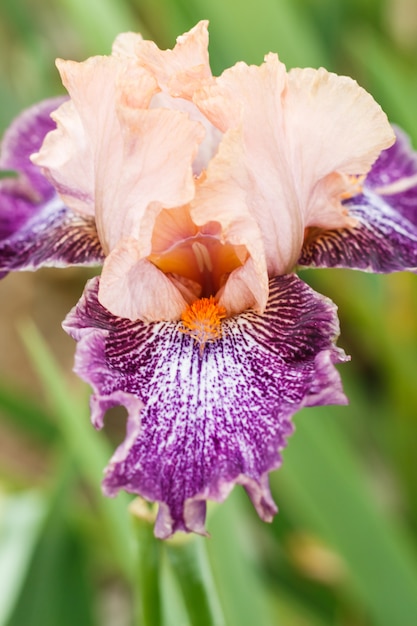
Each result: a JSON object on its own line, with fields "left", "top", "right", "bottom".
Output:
{"left": 63, "top": 273, "right": 348, "bottom": 539}
{"left": 0, "top": 99, "right": 104, "bottom": 276}
{"left": 0, "top": 196, "right": 104, "bottom": 277}
{"left": 366, "top": 126, "right": 417, "bottom": 225}
{"left": 1, "top": 97, "right": 65, "bottom": 240}
{"left": 0, "top": 98, "right": 66, "bottom": 200}
{"left": 298, "top": 126, "right": 417, "bottom": 273}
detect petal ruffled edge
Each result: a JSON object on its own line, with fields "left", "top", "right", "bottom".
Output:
{"left": 64, "top": 274, "right": 348, "bottom": 538}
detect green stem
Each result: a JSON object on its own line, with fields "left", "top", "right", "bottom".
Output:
{"left": 130, "top": 500, "right": 163, "bottom": 626}
{"left": 165, "top": 535, "right": 226, "bottom": 626}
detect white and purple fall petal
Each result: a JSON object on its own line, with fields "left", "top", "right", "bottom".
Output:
{"left": 63, "top": 274, "right": 347, "bottom": 538}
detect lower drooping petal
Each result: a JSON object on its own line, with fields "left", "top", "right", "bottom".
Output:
{"left": 366, "top": 126, "right": 417, "bottom": 224}
{"left": 0, "top": 199, "right": 104, "bottom": 276}
{"left": 299, "top": 127, "right": 417, "bottom": 272}
{"left": 0, "top": 99, "right": 104, "bottom": 276}
{"left": 63, "top": 274, "right": 348, "bottom": 538}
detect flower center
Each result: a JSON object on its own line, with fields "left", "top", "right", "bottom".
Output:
{"left": 180, "top": 297, "right": 226, "bottom": 351}
{"left": 149, "top": 208, "right": 248, "bottom": 299}
{"left": 150, "top": 235, "right": 246, "bottom": 297}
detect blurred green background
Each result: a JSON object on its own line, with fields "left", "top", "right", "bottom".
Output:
{"left": 1, "top": 0, "right": 417, "bottom": 625}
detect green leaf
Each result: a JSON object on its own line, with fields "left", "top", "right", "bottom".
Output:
{"left": 275, "top": 409, "right": 417, "bottom": 626}
{"left": 5, "top": 461, "right": 95, "bottom": 626}
{"left": 206, "top": 491, "right": 275, "bottom": 626}
{"left": 344, "top": 27, "right": 417, "bottom": 141}
{"left": 0, "top": 492, "right": 46, "bottom": 626}
{"left": 18, "top": 320, "right": 135, "bottom": 582}
{"left": 0, "top": 380, "right": 57, "bottom": 444}
{"left": 130, "top": 500, "right": 163, "bottom": 626}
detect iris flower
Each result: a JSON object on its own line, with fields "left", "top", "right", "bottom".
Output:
{"left": 1, "top": 22, "right": 417, "bottom": 538}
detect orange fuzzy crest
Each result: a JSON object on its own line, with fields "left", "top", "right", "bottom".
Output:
{"left": 180, "top": 297, "right": 227, "bottom": 350}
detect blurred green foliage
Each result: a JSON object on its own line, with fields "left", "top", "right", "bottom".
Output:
{"left": 1, "top": 1, "right": 417, "bottom": 625}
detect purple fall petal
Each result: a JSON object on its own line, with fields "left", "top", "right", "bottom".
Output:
{"left": 0, "top": 99, "right": 104, "bottom": 276}
{"left": 366, "top": 126, "right": 417, "bottom": 224}
{"left": 64, "top": 274, "right": 348, "bottom": 538}
{"left": 299, "top": 127, "right": 417, "bottom": 273}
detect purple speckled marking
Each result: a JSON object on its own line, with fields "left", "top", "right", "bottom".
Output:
{"left": 299, "top": 128, "right": 417, "bottom": 272}
{"left": 64, "top": 274, "right": 348, "bottom": 538}
{"left": 0, "top": 99, "right": 104, "bottom": 276}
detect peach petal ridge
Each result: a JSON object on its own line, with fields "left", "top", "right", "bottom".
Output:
{"left": 32, "top": 21, "right": 395, "bottom": 323}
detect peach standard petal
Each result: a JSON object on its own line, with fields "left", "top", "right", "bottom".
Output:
{"left": 34, "top": 52, "right": 205, "bottom": 261}
{"left": 285, "top": 66, "right": 395, "bottom": 227}
{"left": 57, "top": 55, "right": 205, "bottom": 257}
{"left": 217, "top": 258, "right": 269, "bottom": 317}
{"left": 191, "top": 128, "right": 269, "bottom": 312}
{"left": 32, "top": 99, "right": 95, "bottom": 216}
{"left": 94, "top": 105, "right": 204, "bottom": 254}
{"left": 99, "top": 239, "right": 189, "bottom": 322}
{"left": 32, "top": 54, "right": 158, "bottom": 223}
{"left": 132, "top": 20, "right": 219, "bottom": 177}
{"left": 112, "top": 31, "right": 143, "bottom": 58}
{"left": 194, "top": 54, "right": 395, "bottom": 277}
{"left": 194, "top": 56, "right": 305, "bottom": 277}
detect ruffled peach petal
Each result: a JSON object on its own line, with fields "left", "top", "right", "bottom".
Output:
{"left": 55, "top": 56, "right": 162, "bottom": 253}
{"left": 31, "top": 99, "right": 95, "bottom": 217}
{"left": 150, "top": 92, "right": 222, "bottom": 175}
{"left": 307, "top": 172, "right": 358, "bottom": 230}
{"left": 36, "top": 54, "right": 205, "bottom": 257}
{"left": 195, "top": 57, "right": 304, "bottom": 277}
{"left": 97, "top": 106, "right": 204, "bottom": 254}
{"left": 56, "top": 57, "right": 161, "bottom": 249}
{"left": 194, "top": 55, "right": 395, "bottom": 275}
{"left": 32, "top": 54, "right": 158, "bottom": 228}
{"left": 218, "top": 257, "right": 269, "bottom": 316}
{"left": 99, "top": 239, "right": 188, "bottom": 322}
{"left": 286, "top": 66, "right": 394, "bottom": 176}
{"left": 125, "top": 21, "right": 219, "bottom": 175}
{"left": 285, "top": 66, "right": 395, "bottom": 226}
{"left": 134, "top": 21, "right": 212, "bottom": 98}
{"left": 191, "top": 127, "right": 273, "bottom": 308}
